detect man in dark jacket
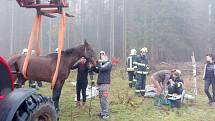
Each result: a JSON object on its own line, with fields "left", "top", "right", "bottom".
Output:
{"left": 71, "top": 57, "right": 90, "bottom": 107}
{"left": 133, "top": 47, "right": 149, "bottom": 96}
{"left": 93, "top": 51, "right": 112, "bottom": 119}
{"left": 203, "top": 54, "right": 215, "bottom": 106}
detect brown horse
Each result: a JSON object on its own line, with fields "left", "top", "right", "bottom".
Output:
{"left": 7, "top": 41, "right": 96, "bottom": 110}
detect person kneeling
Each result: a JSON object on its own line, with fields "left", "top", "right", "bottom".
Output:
{"left": 167, "top": 75, "right": 185, "bottom": 104}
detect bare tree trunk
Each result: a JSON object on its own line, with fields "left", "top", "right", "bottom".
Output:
{"left": 10, "top": 1, "right": 15, "bottom": 56}
{"left": 49, "top": 20, "right": 52, "bottom": 53}
{"left": 96, "top": 0, "right": 100, "bottom": 52}
{"left": 81, "top": 0, "right": 85, "bottom": 41}
{"left": 110, "top": 0, "right": 115, "bottom": 59}
{"left": 122, "top": 0, "right": 127, "bottom": 64}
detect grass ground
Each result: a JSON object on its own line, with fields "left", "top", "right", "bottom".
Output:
{"left": 36, "top": 67, "right": 215, "bottom": 121}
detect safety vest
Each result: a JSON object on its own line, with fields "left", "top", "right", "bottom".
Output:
{"left": 134, "top": 55, "right": 149, "bottom": 75}
{"left": 126, "top": 55, "right": 137, "bottom": 71}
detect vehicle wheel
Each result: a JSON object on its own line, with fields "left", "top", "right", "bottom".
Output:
{"left": 12, "top": 93, "right": 57, "bottom": 121}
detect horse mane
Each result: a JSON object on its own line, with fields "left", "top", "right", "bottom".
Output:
{"left": 64, "top": 48, "right": 75, "bottom": 55}
{"left": 65, "top": 44, "right": 84, "bottom": 55}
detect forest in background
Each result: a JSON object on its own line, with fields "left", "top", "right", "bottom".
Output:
{"left": 1, "top": 0, "right": 215, "bottom": 63}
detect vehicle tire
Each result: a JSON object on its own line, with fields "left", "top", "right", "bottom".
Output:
{"left": 12, "top": 93, "right": 57, "bottom": 121}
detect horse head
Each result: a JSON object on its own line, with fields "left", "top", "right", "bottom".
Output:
{"left": 64, "top": 40, "right": 97, "bottom": 66}
{"left": 82, "top": 40, "right": 97, "bottom": 65}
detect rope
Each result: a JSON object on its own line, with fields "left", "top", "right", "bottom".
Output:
{"left": 22, "top": 10, "right": 66, "bottom": 89}
{"left": 51, "top": 10, "right": 66, "bottom": 89}
{"left": 35, "top": 15, "right": 42, "bottom": 56}
{"left": 22, "top": 15, "right": 41, "bottom": 79}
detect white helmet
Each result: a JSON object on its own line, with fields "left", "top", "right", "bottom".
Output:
{"left": 32, "top": 50, "right": 35, "bottom": 55}
{"left": 100, "top": 51, "right": 106, "bottom": 55}
{"left": 22, "top": 48, "right": 28, "bottom": 54}
{"left": 130, "top": 49, "right": 137, "bottom": 55}
{"left": 55, "top": 48, "right": 58, "bottom": 52}
{"left": 140, "top": 47, "right": 148, "bottom": 53}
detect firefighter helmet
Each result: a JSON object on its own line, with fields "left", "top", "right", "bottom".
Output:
{"left": 100, "top": 51, "right": 106, "bottom": 55}
{"left": 140, "top": 47, "right": 148, "bottom": 53}
{"left": 130, "top": 49, "right": 137, "bottom": 55}
{"left": 32, "top": 50, "right": 35, "bottom": 55}
{"left": 22, "top": 48, "right": 28, "bottom": 54}
{"left": 55, "top": 48, "right": 58, "bottom": 52}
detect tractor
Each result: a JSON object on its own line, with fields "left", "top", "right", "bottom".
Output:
{"left": 0, "top": 56, "right": 57, "bottom": 121}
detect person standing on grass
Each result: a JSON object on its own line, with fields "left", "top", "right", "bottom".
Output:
{"left": 126, "top": 49, "right": 138, "bottom": 88}
{"left": 71, "top": 56, "right": 90, "bottom": 107}
{"left": 203, "top": 54, "right": 215, "bottom": 106}
{"left": 134, "top": 47, "right": 149, "bottom": 97}
{"left": 92, "top": 51, "right": 112, "bottom": 119}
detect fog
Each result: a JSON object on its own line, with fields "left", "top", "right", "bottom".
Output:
{"left": 1, "top": 0, "right": 215, "bottom": 63}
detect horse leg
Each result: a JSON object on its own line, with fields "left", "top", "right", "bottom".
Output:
{"left": 10, "top": 62, "right": 24, "bottom": 88}
{"left": 52, "top": 80, "right": 65, "bottom": 111}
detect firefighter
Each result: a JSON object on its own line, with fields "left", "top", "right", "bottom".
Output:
{"left": 134, "top": 47, "right": 149, "bottom": 97}
{"left": 126, "top": 49, "right": 138, "bottom": 88}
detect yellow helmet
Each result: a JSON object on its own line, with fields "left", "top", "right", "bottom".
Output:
{"left": 140, "top": 47, "right": 148, "bottom": 53}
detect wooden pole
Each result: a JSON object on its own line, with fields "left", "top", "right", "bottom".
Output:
{"left": 191, "top": 52, "right": 197, "bottom": 101}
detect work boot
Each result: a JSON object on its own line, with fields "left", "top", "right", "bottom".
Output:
{"left": 82, "top": 102, "right": 86, "bottom": 109}
{"left": 76, "top": 101, "right": 81, "bottom": 107}
{"left": 154, "top": 95, "right": 160, "bottom": 106}
{"left": 135, "top": 92, "right": 141, "bottom": 97}
{"left": 97, "top": 112, "right": 102, "bottom": 117}
{"left": 132, "top": 80, "right": 136, "bottom": 87}
{"left": 29, "top": 83, "right": 36, "bottom": 88}
{"left": 154, "top": 94, "right": 164, "bottom": 107}
{"left": 37, "top": 81, "right": 43, "bottom": 87}
{"left": 129, "top": 83, "right": 133, "bottom": 88}
{"left": 100, "top": 114, "right": 109, "bottom": 119}
{"left": 210, "top": 102, "right": 215, "bottom": 107}
{"left": 140, "top": 91, "right": 145, "bottom": 97}
{"left": 208, "top": 100, "right": 213, "bottom": 106}
{"left": 14, "top": 83, "right": 22, "bottom": 88}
